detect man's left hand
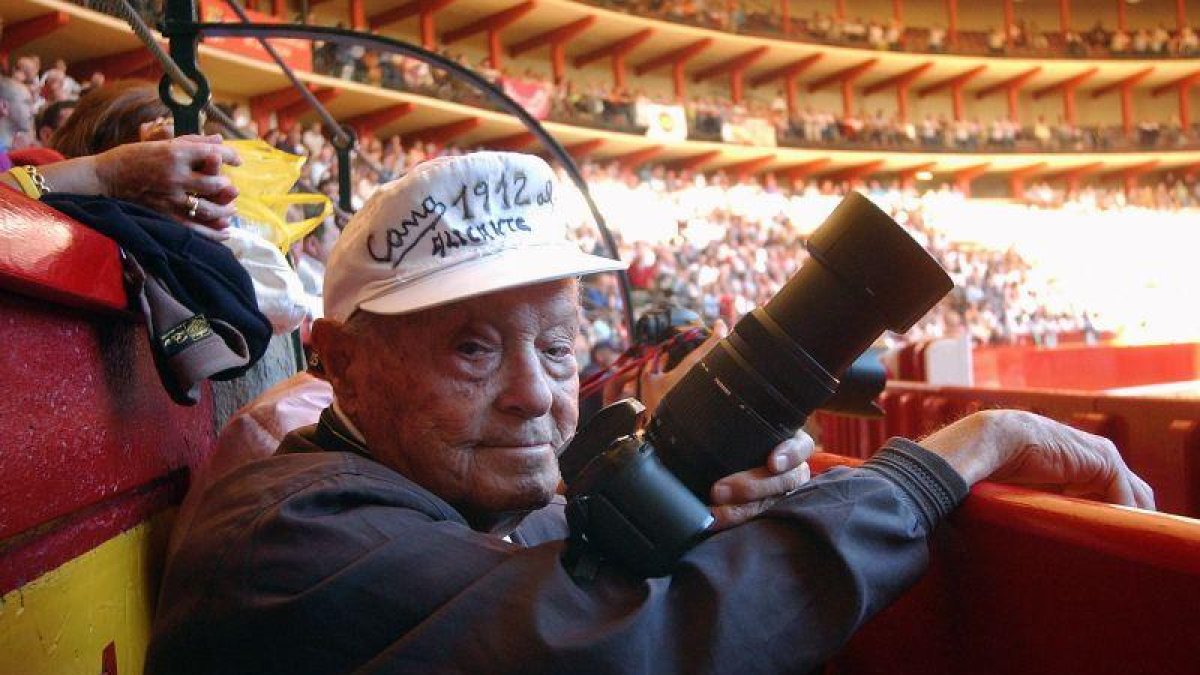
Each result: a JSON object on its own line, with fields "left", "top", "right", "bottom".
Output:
{"left": 708, "top": 432, "right": 815, "bottom": 531}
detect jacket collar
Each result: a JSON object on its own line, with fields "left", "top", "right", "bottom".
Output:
{"left": 314, "top": 406, "right": 374, "bottom": 460}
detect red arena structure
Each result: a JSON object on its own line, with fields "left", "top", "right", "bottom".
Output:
{"left": 1, "top": 0, "right": 1199, "bottom": 673}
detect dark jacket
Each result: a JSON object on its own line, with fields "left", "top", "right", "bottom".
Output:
{"left": 147, "top": 413, "right": 966, "bottom": 675}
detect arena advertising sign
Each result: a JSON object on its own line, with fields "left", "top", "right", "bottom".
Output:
{"left": 198, "top": 0, "right": 313, "bottom": 72}
{"left": 721, "top": 117, "right": 777, "bottom": 147}
{"left": 500, "top": 77, "right": 552, "bottom": 119}
{"left": 635, "top": 102, "right": 688, "bottom": 142}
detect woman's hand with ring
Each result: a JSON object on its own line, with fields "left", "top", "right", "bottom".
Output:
{"left": 92, "top": 135, "right": 242, "bottom": 233}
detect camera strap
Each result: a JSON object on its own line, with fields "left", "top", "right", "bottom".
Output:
{"left": 562, "top": 496, "right": 603, "bottom": 582}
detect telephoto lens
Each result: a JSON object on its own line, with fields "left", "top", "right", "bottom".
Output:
{"left": 646, "top": 191, "right": 954, "bottom": 498}
{"left": 556, "top": 192, "right": 953, "bottom": 577}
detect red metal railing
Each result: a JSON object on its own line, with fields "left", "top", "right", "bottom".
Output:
{"left": 812, "top": 452, "right": 1200, "bottom": 674}
{"left": 815, "top": 382, "right": 1200, "bottom": 518}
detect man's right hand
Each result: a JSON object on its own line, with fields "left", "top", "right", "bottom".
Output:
{"left": 919, "top": 410, "right": 1155, "bottom": 509}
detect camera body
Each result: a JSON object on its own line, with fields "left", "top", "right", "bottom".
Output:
{"left": 558, "top": 192, "right": 954, "bottom": 578}
{"left": 561, "top": 399, "right": 713, "bottom": 579}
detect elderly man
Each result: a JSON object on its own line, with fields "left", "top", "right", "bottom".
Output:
{"left": 147, "top": 152, "right": 1151, "bottom": 674}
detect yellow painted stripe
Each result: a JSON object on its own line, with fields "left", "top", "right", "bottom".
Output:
{"left": 0, "top": 514, "right": 173, "bottom": 675}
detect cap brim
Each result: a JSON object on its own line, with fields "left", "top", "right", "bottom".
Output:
{"left": 357, "top": 245, "right": 627, "bottom": 317}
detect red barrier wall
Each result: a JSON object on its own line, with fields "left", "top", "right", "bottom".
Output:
{"left": 0, "top": 190, "right": 215, "bottom": 593}
{"left": 973, "top": 342, "right": 1200, "bottom": 390}
{"left": 811, "top": 453, "right": 1200, "bottom": 675}
{"left": 814, "top": 382, "right": 1200, "bottom": 518}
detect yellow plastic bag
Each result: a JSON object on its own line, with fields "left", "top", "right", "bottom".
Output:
{"left": 222, "top": 139, "right": 332, "bottom": 251}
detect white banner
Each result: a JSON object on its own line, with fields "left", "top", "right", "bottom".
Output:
{"left": 635, "top": 102, "right": 688, "bottom": 142}
{"left": 721, "top": 117, "right": 777, "bottom": 147}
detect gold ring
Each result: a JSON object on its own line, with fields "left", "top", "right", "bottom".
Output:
{"left": 186, "top": 194, "right": 200, "bottom": 219}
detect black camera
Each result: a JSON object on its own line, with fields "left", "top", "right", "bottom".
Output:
{"left": 558, "top": 192, "right": 953, "bottom": 578}
{"left": 633, "top": 303, "right": 704, "bottom": 347}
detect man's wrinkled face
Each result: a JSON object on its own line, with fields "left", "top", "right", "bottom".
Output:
{"left": 320, "top": 280, "right": 580, "bottom": 521}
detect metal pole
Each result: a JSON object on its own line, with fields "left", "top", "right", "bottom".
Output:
{"left": 160, "top": 0, "right": 209, "bottom": 135}
{"left": 334, "top": 126, "right": 356, "bottom": 213}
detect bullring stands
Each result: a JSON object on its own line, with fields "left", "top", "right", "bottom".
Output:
{"left": 3, "top": 0, "right": 1200, "bottom": 672}
{"left": 0, "top": 192, "right": 1197, "bottom": 674}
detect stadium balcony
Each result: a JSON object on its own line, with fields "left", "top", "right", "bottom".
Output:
{"left": 7, "top": 0, "right": 1200, "bottom": 193}
{"left": 580, "top": 0, "right": 1200, "bottom": 61}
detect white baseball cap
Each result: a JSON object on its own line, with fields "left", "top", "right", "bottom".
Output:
{"left": 323, "top": 152, "right": 627, "bottom": 322}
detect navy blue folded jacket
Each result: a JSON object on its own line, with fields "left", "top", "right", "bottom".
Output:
{"left": 43, "top": 193, "right": 272, "bottom": 404}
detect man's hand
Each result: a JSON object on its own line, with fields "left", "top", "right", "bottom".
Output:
{"left": 599, "top": 321, "right": 729, "bottom": 412}
{"left": 708, "top": 431, "right": 814, "bottom": 531}
{"left": 597, "top": 320, "right": 815, "bottom": 530}
{"left": 920, "top": 410, "right": 1155, "bottom": 509}
{"left": 594, "top": 319, "right": 815, "bottom": 530}
{"left": 634, "top": 320, "right": 728, "bottom": 414}
{"left": 92, "top": 135, "right": 242, "bottom": 236}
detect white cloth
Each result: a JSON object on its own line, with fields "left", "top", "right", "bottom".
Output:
{"left": 222, "top": 226, "right": 309, "bottom": 334}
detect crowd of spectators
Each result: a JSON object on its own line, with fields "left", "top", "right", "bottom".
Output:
{"left": 584, "top": 0, "right": 1200, "bottom": 60}
{"left": 1, "top": 55, "right": 102, "bottom": 144}
{"left": 309, "top": 41, "right": 1198, "bottom": 154}
{"left": 1069, "top": 20, "right": 1200, "bottom": 58}
{"left": 62, "top": 0, "right": 1200, "bottom": 155}
{"left": 239, "top": 95, "right": 1200, "bottom": 351}
{"left": 562, "top": 167, "right": 1107, "bottom": 352}
{"left": 1021, "top": 177, "right": 1200, "bottom": 211}
{"left": 234, "top": 99, "right": 1127, "bottom": 355}
{"left": 241, "top": 115, "right": 1144, "bottom": 353}
{"left": 71, "top": 0, "right": 1200, "bottom": 63}
{"left": 5, "top": 44, "right": 1196, "bottom": 360}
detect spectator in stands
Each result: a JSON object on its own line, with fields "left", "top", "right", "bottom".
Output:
{"left": 0, "top": 76, "right": 36, "bottom": 158}
{"left": 48, "top": 80, "right": 172, "bottom": 157}
{"left": 148, "top": 151, "right": 1152, "bottom": 675}
{"left": 9, "top": 56, "right": 40, "bottom": 91}
{"left": 868, "top": 20, "right": 888, "bottom": 50}
{"left": 1032, "top": 114, "right": 1053, "bottom": 148}
{"left": 1181, "top": 25, "right": 1200, "bottom": 55}
{"left": 928, "top": 24, "right": 947, "bottom": 52}
{"left": 1065, "top": 29, "right": 1087, "bottom": 55}
{"left": 295, "top": 219, "right": 339, "bottom": 319}
{"left": 885, "top": 18, "right": 903, "bottom": 49}
{"left": 35, "top": 99, "right": 75, "bottom": 147}
{"left": 1087, "top": 20, "right": 1109, "bottom": 50}
{"left": 577, "top": 337, "right": 621, "bottom": 422}
{"left": 1110, "top": 28, "right": 1131, "bottom": 54}
{"left": 79, "top": 71, "right": 105, "bottom": 98}
{"left": 1152, "top": 24, "right": 1172, "bottom": 54}
{"left": 987, "top": 27, "right": 1006, "bottom": 54}
{"left": 1009, "top": 20, "right": 1026, "bottom": 49}
{"left": 45, "top": 59, "right": 81, "bottom": 99}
